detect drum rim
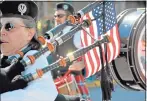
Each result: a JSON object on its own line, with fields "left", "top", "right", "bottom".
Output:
{"left": 127, "top": 9, "right": 146, "bottom": 90}
{"left": 134, "top": 25, "right": 146, "bottom": 84}
{"left": 131, "top": 16, "right": 146, "bottom": 88}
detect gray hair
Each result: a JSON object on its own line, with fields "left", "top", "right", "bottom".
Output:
{"left": 22, "top": 18, "right": 41, "bottom": 50}
{"left": 23, "top": 18, "right": 36, "bottom": 29}
{"left": 22, "top": 18, "right": 38, "bottom": 39}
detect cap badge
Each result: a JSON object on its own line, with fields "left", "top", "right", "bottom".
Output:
{"left": 63, "top": 5, "right": 68, "bottom": 10}
{"left": 18, "top": 3, "right": 27, "bottom": 15}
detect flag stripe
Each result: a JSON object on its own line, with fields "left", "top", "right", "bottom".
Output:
{"left": 85, "top": 14, "right": 95, "bottom": 76}
{"left": 86, "top": 14, "right": 100, "bottom": 75}
{"left": 90, "top": 11, "right": 102, "bottom": 74}
{"left": 114, "top": 25, "right": 121, "bottom": 59}
{"left": 81, "top": 23, "right": 91, "bottom": 78}
{"left": 109, "top": 28, "right": 115, "bottom": 62}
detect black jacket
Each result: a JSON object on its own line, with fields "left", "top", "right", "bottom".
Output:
{"left": 0, "top": 58, "right": 27, "bottom": 94}
{"left": 0, "top": 38, "right": 40, "bottom": 94}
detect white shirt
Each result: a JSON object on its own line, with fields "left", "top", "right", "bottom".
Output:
{"left": 63, "top": 26, "right": 82, "bottom": 49}
{"left": 1, "top": 50, "right": 58, "bottom": 101}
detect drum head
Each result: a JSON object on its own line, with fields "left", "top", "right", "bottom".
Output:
{"left": 132, "top": 21, "right": 146, "bottom": 88}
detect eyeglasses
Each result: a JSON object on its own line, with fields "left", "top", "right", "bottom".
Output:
{"left": 1, "top": 22, "right": 29, "bottom": 31}
{"left": 54, "top": 14, "right": 66, "bottom": 19}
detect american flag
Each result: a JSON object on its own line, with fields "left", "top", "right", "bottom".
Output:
{"left": 80, "top": 2, "right": 120, "bottom": 78}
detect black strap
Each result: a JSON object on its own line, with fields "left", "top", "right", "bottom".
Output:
{"left": 100, "top": 2, "right": 114, "bottom": 101}
{"left": 100, "top": 43, "right": 114, "bottom": 101}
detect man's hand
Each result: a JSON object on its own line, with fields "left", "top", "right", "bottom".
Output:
{"left": 68, "top": 60, "right": 85, "bottom": 71}
{"left": 11, "top": 75, "right": 28, "bottom": 89}
{"left": 4, "top": 61, "right": 25, "bottom": 80}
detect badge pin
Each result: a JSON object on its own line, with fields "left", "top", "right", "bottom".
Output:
{"left": 63, "top": 5, "right": 68, "bottom": 10}
{"left": 18, "top": 3, "right": 27, "bottom": 15}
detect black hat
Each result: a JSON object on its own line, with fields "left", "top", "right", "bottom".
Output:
{"left": 55, "top": 2, "right": 74, "bottom": 15}
{"left": 0, "top": 1, "right": 38, "bottom": 20}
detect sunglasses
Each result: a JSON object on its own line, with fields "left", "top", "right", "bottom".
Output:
{"left": 54, "top": 14, "right": 66, "bottom": 19}
{"left": 1, "top": 22, "right": 29, "bottom": 31}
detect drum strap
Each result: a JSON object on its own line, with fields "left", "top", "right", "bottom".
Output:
{"left": 100, "top": 2, "right": 114, "bottom": 101}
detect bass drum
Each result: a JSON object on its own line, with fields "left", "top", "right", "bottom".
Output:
{"left": 111, "top": 8, "right": 146, "bottom": 91}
